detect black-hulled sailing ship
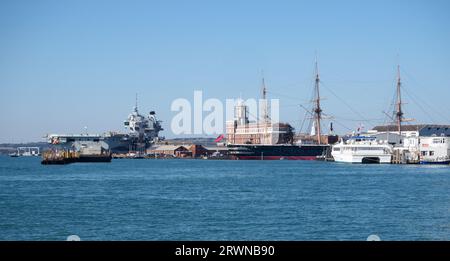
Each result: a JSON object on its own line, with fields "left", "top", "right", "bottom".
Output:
{"left": 226, "top": 60, "right": 338, "bottom": 160}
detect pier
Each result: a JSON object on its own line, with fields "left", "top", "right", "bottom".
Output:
{"left": 41, "top": 141, "right": 112, "bottom": 165}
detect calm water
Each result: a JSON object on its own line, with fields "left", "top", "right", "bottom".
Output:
{"left": 0, "top": 156, "right": 449, "bottom": 241}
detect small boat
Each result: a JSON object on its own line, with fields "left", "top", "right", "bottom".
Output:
{"left": 419, "top": 156, "right": 450, "bottom": 165}
{"left": 420, "top": 160, "right": 450, "bottom": 165}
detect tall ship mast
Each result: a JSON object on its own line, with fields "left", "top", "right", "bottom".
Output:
{"left": 261, "top": 74, "right": 269, "bottom": 124}
{"left": 313, "top": 59, "right": 323, "bottom": 144}
{"left": 395, "top": 65, "right": 404, "bottom": 136}
{"left": 387, "top": 64, "right": 414, "bottom": 142}
{"left": 295, "top": 57, "right": 337, "bottom": 145}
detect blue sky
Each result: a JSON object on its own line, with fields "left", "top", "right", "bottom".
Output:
{"left": 1, "top": 0, "right": 449, "bottom": 142}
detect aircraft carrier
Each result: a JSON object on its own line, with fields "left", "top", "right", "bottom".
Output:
{"left": 46, "top": 99, "right": 163, "bottom": 153}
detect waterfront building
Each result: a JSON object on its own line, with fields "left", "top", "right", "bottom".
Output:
{"left": 369, "top": 125, "right": 450, "bottom": 164}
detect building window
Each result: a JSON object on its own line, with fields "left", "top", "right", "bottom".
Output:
{"left": 430, "top": 151, "right": 435, "bottom": 156}
{"left": 421, "top": 151, "right": 428, "bottom": 156}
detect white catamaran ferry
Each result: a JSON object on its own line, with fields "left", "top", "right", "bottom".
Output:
{"left": 331, "top": 136, "right": 393, "bottom": 164}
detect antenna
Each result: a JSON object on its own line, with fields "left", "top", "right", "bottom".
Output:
{"left": 134, "top": 93, "right": 138, "bottom": 112}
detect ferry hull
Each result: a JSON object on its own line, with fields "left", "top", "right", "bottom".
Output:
{"left": 332, "top": 155, "right": 392, "bottom": 164}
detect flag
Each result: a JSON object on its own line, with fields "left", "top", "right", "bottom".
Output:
{"left": 51, "top": 137, "right": 60, "bottom": 145}
{"left": 214, "top": 134, "right": 224, "bottom": 143}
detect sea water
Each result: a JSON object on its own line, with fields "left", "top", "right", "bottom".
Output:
{"left": 0, "top": 156, "right": 449, "bottom": 240}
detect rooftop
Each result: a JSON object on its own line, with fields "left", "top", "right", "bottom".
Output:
{"left": 372, "top": 124, "right": 450, "bottom": 136}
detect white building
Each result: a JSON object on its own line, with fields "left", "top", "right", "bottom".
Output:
{"left": 225, "top": 100, "right": 294, "bottom": 145}
{"left": 369, "top": 125, "right": 450, "bottom": 164}
{"left": 419, "top": 136, "right": 450, "bottom": 164}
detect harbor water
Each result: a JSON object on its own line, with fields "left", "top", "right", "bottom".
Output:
{"left": 0, "top": 156, "right": 449, "bottom": 240}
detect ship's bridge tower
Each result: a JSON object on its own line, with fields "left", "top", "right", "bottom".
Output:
{"left": 124, "top": 94, "right": 147, "bottom": 138}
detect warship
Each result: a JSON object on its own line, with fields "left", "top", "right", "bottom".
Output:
{"left": 46, "top": 97, "right": 163, "bottom": 153}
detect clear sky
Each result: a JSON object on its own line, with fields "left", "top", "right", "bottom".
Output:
{"left": 1, "top": 0, "right": 449, "bottom": 143}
